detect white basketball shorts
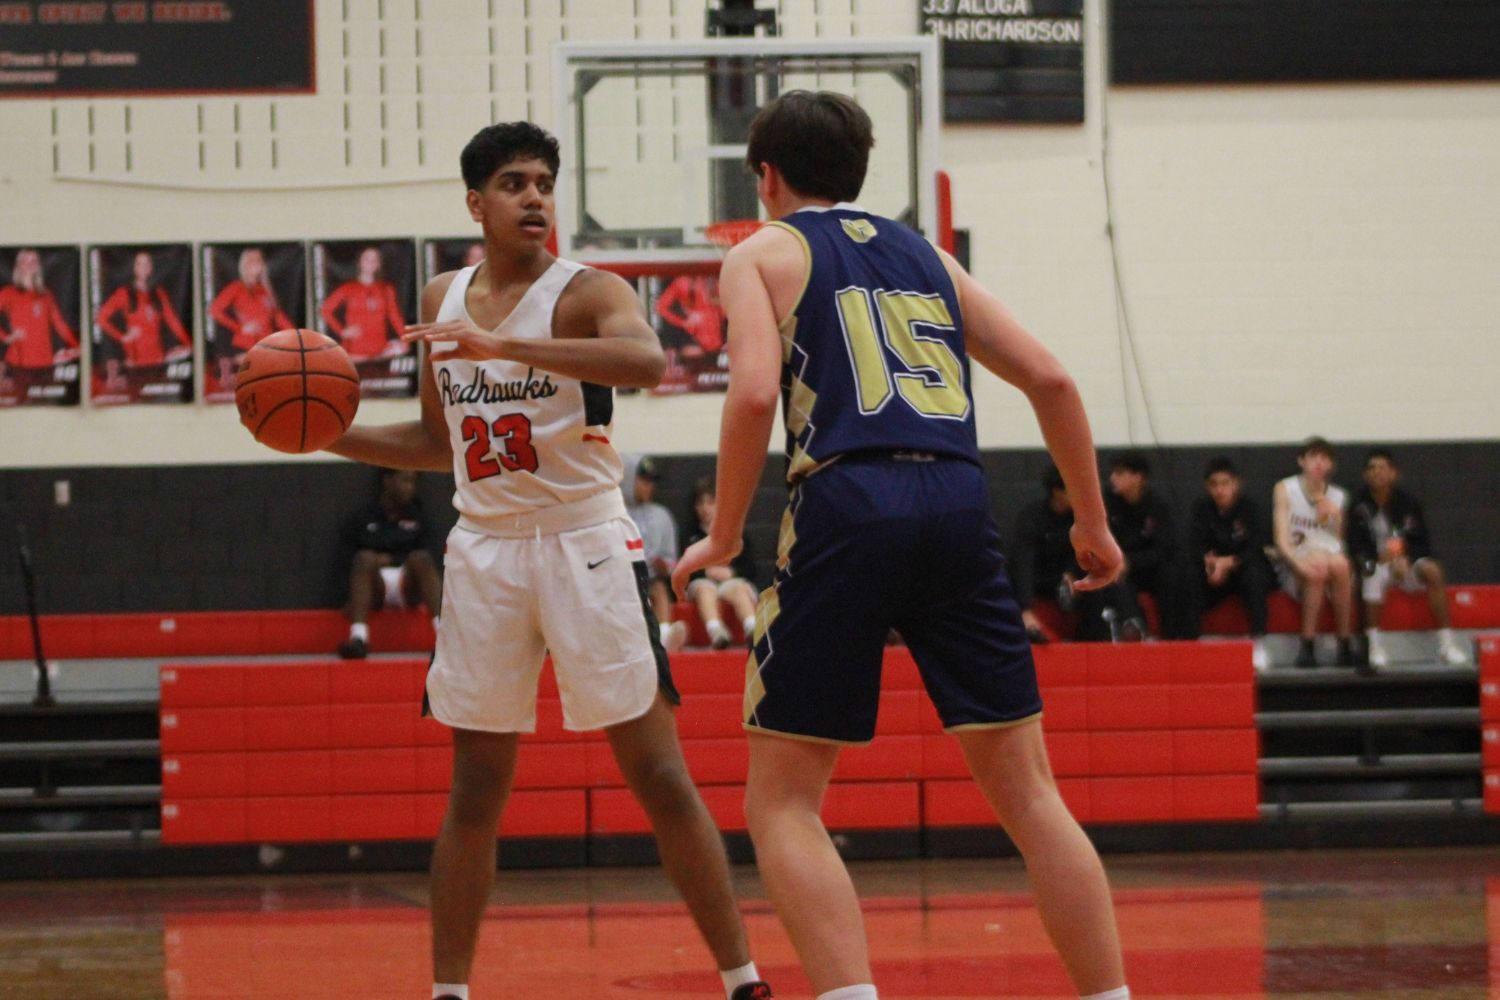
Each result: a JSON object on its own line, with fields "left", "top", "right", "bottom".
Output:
{"left": 1362, "top": 557, "right": 1434, "bottom": 603}
{"left": 425, "top": 514, "right": 674, "bottom": 733}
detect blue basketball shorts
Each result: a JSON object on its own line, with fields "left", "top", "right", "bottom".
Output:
{"left": 744, "top": 453, "right": 1042, "bottom": 744}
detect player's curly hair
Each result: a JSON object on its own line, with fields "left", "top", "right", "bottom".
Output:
{"left": 745, "top": 90, "right": 873, "bottom": 203}
{"left": 461, "top": 121, "right": 560, "bottom": 191}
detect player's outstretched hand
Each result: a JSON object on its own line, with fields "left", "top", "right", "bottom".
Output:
{"left": 1069, "top": 520, "right": 1125, "bottom": 592}
{"left": 403, "top": 320, "right": 512, "bottom": 362}
{"left": 672, "top": 535, "right": 742, "bottom": 601}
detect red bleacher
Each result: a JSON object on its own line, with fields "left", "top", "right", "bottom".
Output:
{"left": 1026, "top": 584, "right": 1500, "bottom": 642}
{"left": 4, "top": 584, "right": 1496, "bottom": 661}
{"left": 158, "top": 642, "right": 1259, "bottom": 846}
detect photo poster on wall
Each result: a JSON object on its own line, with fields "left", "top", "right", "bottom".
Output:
{"left": 422, "top": 237, "right": 487, "bottom": 285}
{"left": 644, "top": 271, "right": 729, "bottom": 396}
{"left": 0, "top": 244, "right": 83, "bottom": 408}
{"left": 200, "top": 241, "right": 307, "bottom": 403}
{"left": 310, "top": 239, "right": 419, "bottom": 399}
{"left": 88, "top": 243, "right": 195, "bottom": 406}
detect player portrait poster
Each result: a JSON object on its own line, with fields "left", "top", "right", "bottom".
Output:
{"left": 311, "top": 239, "right": 418, "bottom": 399}
{"left": 88, "top": 243, "right": 195, "bottom": 406}
{"left": 0, "top": 245, "right": 83, "bottom": 408}
{"left": 422, "top": 237, "right": 487, "bottom": 284}
{"left": 644, "top": 272, "right": 729, "bottom": 395}
{"left": 200, "top": 241, "right": 306, "bottom": 403}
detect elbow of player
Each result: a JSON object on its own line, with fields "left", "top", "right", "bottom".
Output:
{"left": 634, "top": 349, "right": 667, "bottom": 390}
{"left": 1025, "top": 367, "right": 1077, "bottom": 402}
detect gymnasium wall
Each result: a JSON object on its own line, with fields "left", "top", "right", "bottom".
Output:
{"left": 2, "top": 441, "right": 1496, "bottom": 616}
{"left": 1, "top": 0, "right": 1497, "bottom": 473}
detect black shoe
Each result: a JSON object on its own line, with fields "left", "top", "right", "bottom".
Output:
{"left": 1355, "top": 660, "right": 1378, "bottom": 678}
{"left": 433, "top": 996, "right": 463, "bottom": 1000}
{"left": 1294, "top": 640, "right": 1317, "bottom": 668}
{"left": 1025, "top": 627, "right": 1050, "bottom": 645}
{"left": 730, "top": 983, "right": 775, "bottom": 1000}
{"left": 1335, "top": 639, "right": 1354, "bottom": 667}
{"left": 337, "top": 636, "right": 369, "bottom": 660}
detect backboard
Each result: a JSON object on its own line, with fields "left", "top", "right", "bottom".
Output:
{"left": 551, "top": 37, "right": 945, "bottom": 273}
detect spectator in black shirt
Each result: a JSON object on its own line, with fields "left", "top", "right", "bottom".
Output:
{"left": 1107, "top": 452, "right": 1190, "bottom": 638}
{"left": 1187, "top": 457, "right": 1271, "bottom": 668}
{"left": 1014, "top": 465, "right": 1144, "bottom": 642}
{"left": 680, "top": 476, "right": 760, "bottom": 649}
{"left": 1348, "top": 448, "right": 1468, "bottom": 668}
{"left": 338, "top": 468, "right": 442, "bottom": 659}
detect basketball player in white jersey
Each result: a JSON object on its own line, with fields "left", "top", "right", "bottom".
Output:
{"left": 1272, "top": 436, "right": 1355, "bottom": 667}
{"left": 330, "top": 122, "right": 772, "bottom": 1000}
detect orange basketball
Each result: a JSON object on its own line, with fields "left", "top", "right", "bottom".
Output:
{"left": 235, "top": 329, "right": 360, "bottom": 454}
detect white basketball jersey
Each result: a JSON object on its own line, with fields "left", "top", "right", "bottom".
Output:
{"left": 1280, "top": 474, "right": 1347, "bottom": 554}
{"left": 431, "top": 260, "right": 622, "bottom": 522}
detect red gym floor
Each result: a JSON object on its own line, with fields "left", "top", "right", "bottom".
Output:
{"left": 6, "top": 847, "right": 1498, "bottom": 999}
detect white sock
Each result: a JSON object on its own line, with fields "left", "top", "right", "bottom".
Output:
{"left": 350, "top": 622, "right": 369, "bottom": 642}
{"left": 432, "top": 615, "right": 441, "bottom": 632}
{"left": 1366, "top": 626, "right": 1381, "bottom": 639}
{"left": 1438, "top": 627, "right": 1454, "bottom": 643}
{"left": 720, "top": 961, "right": 761, "bottom": 996}
{"left": 706, "top": 617, "right": 728, "bottom": 636}
{"left": 433, "top": 985, "right": 468, "bottom": 1000}
{"left": 817, "top": 987, "right": 878, "bottom": 1000}
{"left": 1081, "top": 988, "right": 1130, "bottom": 1000}
{"left": 743, "top": 614, "right": 757, "bottom": 635}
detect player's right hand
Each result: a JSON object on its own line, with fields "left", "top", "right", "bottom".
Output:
{"left": 1069, "top": 521, "right": 1124, "bottom": 592}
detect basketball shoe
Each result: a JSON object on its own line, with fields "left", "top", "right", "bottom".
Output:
{"left": 729, "top": 982, "right": 775, "bottom": 1000}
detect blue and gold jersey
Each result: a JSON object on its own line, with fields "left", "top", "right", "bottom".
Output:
{"left": 769, "top": 206, "right": 979, "bottom": 481}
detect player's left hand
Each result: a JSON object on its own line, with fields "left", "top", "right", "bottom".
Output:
{"left": 403, "top": 320, "right": 513, "bottom": 362}
{"left": 672, "top": 535, "right": 742, "bottom": 600}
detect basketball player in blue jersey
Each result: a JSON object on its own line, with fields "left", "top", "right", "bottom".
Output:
{"left": 333, "top": 122, "right": 771, "bottom": 1000}
{"left": 674, "top": 92, "right": 1131, "bottom": 1000}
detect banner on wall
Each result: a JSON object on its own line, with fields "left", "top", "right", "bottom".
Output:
{"left": 200, "top": 241, "right": 306, "bottom": 404}
{"left": 0, "top": 1, "right": 314, "bottom": 99}
{"left": 643, "top": 272, "right": 729, "bottom": 395}
{"left": 421, "top": 237, "right": 486, "bottom": 285}
{"left": 0, "top": 244, "right": 82, "bottom": 408}
{"left": 88, "top": 243, "right": 194, "bottom": 406}
{"left": 311, "top": 239, "right": 419, "bottom": 400}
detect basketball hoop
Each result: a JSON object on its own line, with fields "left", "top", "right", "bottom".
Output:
{"left": 704, "top": 219, "right": 763, "bottom": 250}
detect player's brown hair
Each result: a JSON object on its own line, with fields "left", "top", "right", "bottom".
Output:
{"left": 1299, "top": 436, "right": 1335, "bottom": 460}
{"left": 745, "top": 90, "right": 874, "bottom": 203}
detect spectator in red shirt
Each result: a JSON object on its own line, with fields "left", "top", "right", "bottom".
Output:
{"left": 0, "top": 249, "right": 79, "bottom": 386}
{"left": 209, "top": 247, "right": 294, "bottom": 389}
{"left": 320, "top": 246, "right": 407, "bottom": 360}
{"left": 96, "top": 250, "right": 191, "bottom": 369}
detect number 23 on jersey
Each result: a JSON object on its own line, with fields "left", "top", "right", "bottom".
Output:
{"left": 462, "top": 413, "right": 540, "bottom": 480}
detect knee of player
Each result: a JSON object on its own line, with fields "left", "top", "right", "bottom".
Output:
{"left": 405, "top": 549, "right": 438, "bottom": 572}
{"left": 351, "top": 549, "right": 382, "bottom": 571}
{"left": 1420, "top": 560, "right": 1447, "bottom": 586}
{"left": 623, "top": 754, "right": 699, "bottom": 815}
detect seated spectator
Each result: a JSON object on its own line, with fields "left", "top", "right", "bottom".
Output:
{"left": 1188, "top": 457, "right": 1271, "bottom": 669}
{"left": 1014, "top": 465, "right": 1144, "bottom": 643}
{"left": 1349, "top": 448, "right": 1468, "bottom": 668}
{"left": 1272, "top": 437, "right": 1355, "bottom": 668}
{"left": 680, "top": 476, "right": 759, "bottom": 649}
{"left": 623, "top": 454, "right": 686, "bottom": 651}
{"left": 338, "top": 468, "right": 442, "bottom": 659}
{"left": 1106, "top": 452, "right": 1191, "bottom": 638}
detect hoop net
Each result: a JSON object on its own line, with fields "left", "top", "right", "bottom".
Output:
{"left": 704, "top": 219, "right": 763, "bottom": 251}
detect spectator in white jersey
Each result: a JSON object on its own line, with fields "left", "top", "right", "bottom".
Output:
{"left": 624, "top": 454, "right": 687, "bottom": 651}
{"left": 1272, "top": 437, "right": 1356, "bottom": 668}
{"left": 1348, "top": 448, "right": 1469, "bottom": 668}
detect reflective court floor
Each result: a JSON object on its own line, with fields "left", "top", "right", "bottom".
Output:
{"left": 5, "top": 847, "right": 1499, "bottom": 999}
